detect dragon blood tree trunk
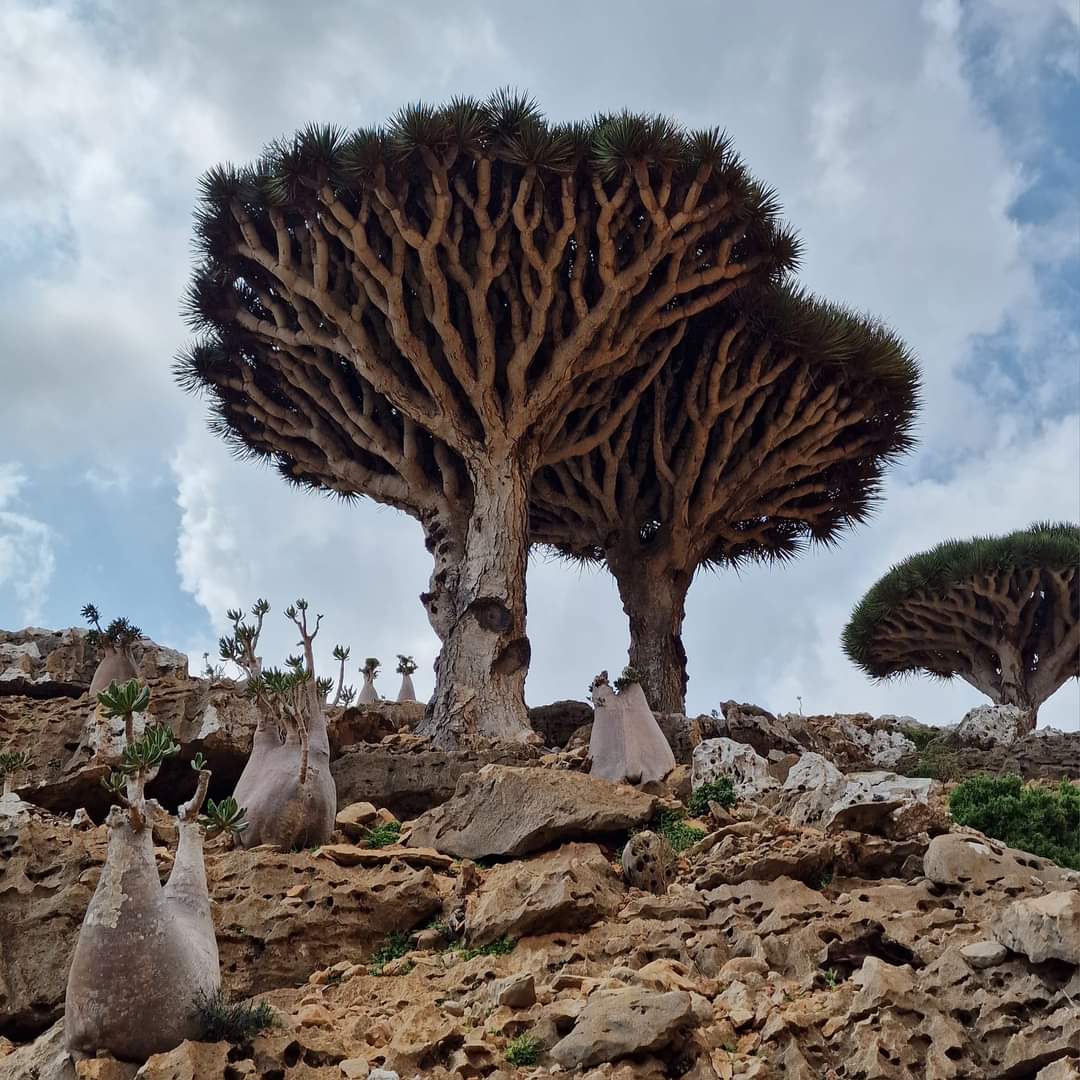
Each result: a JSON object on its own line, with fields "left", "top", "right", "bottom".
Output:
{"left": 64, "top": 807, "right": 219, "bottom": 1061}
{"left": 418, "top": 455, "right": 533, "bottom": 748}
{"left": 610, "top": 552, "right": 692, "bottom": 715}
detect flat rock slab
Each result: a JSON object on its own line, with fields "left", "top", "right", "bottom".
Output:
{"left": 994, "top": 890, "right": 1080, "bottom": 965}
{"left": 406, "top": 764, "right": 658, "bottom": 859}
{"left": 549, "top": 986, "right": 694, "bottom": 1069}
{"left": 317, "top": 843, "right": 454, "bottom": 872}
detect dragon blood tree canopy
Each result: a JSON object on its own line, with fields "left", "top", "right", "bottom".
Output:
{"left": 177, "top": 90, "right": 800, "bottom": 747}
{"left": 843, "top": 521, "right": 1080, "bottom": 726}
{"left": 532, "top": 287, "right": 920, "bottom": 712}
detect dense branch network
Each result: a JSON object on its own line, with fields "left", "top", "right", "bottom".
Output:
{"left": 532, "top": 289, "right": 920, "bottom": 711}
{"left": 177, "top": 92, "right": 799, "bottom": 745}
{"left": 843, "top": 522, "right": 1080, "bottom": 723}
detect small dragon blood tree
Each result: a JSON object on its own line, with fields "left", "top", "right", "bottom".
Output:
{"left": 65, "top": 679, "right": 244, "bottom": 1061}
{"left": 843, "top": 522, "right": 1080, "bottom": 731}
{"left": 222, "top": 599, "right": 337, "bottom": 848}
{"left": 588, "top": 668, "right": 675, "bottom": 785}
{"left": 396, "top": 654, "right": 419, "bottom": 702}
{"left": 81, "top": 603, "right": 142, "bottom": 697}
{"left": 358, "top": 657, "right": 381, "bottom": 705}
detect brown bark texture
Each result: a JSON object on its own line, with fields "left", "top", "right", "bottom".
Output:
{"left": 532, "top": 291, "right": 918, "bottom": 713}
{"left": 181, "top": 97, "right": 797, "bottom": 746}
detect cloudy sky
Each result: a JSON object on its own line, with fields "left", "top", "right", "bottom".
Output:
{"left": 2, "top": 0, "right": 1078, "bottom": 729}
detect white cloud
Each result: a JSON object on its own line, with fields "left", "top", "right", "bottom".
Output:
{"left": 0, "top": 464, "right": 56, "bottom": 626}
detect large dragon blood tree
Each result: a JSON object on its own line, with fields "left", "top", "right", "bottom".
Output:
{"left": 177, "top": 91, "right": 798, "bottom": 747}
{"left": 531, "top": 288, "right": 920, "bottom": 713}
{"left": 843, "top": 521, "right": 1080, "bottom": 729}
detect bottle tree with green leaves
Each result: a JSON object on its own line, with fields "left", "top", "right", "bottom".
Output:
{"left": 221, "top": 599, "right": 337, "bottom": 849}
{"left": 531, "top": 288, "right": 919, "bottom": 712}
{"left": 843, "top": 522, "right": 1080, "bottom": 731}
{"left": 65, "top": 679, "right": 245, "bottom": 1061}
{"left": 177, "top": 90, "right": 799, "bottom": 748}
{"left": 81, "top": 603, "right": 143, "bottom": 697}
{"left": 0, "top": 750, "right": 30, "bottom": 797}
{"left": 396, "top": 654, "right": 419, "bottom": 703}
{"left": 358, "top": 657, "right": 381, "bottom": 705}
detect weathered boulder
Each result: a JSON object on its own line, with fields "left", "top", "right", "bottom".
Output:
{"left": 951, "top": 729, "right": 1080, "bottom": 781}
{"left": 691, "top": 738, "right": 779, "bottom": 799}
{"left": 956, "top": 703, "right": 1030, "bottom": 748}
{"left": 924, "top": 833, "right": 1080, "bottom": 892}
{"left": 994, "top": 890, "right": 1080, "bottom": 965}
{"left": 133, "top": 1041, "right": 229, "bottom": 1079}
{"left": 777, "top": 752, "right": 844, "bottom": 826}
{"left": 466, "top": 843, "right": 624, "bottom": 945}
{"left": 331, "top": 739, "right": 541, "bottom": 820}
{"left": 332, "top": 701, "right": 423, "bottom": 747}
{"left": 549, "top": 987, "right": 694, "bottom": 1069}
{"left": 528, "top": 699, "right": 593, "bottom": 748}
{"left": 406, "top": 765, "right": 658, "bottom": 859}
{"left": 621, "top": 830, "right": 676, "bottom": 894}
{"left": 0, "top": 1019, "right": 74, "bottom": 1080}
{"left": 821, "top": 771, "right": 935, "bottom": 835}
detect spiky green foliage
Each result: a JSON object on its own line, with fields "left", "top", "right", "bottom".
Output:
{"left": 82, "top": 603, "right": 142, "bottom": 649}
{"left": 362, "top": 657, "right": 380, "bottom": 677}
{"left": 198, "top": 796, "right": 248, "bottom": 838}
{"left": 0, "top": 750, "right": 30, "bottom": 777}
{"left": 949, "top": 775, "right": 1080, "bottom": 870}
{"left": 96, "top": 678, "right": 152, "bottom": 720}
{"left": 843, "top": 522, "right": 1079, "bottom": 708}
{"left": 505, "top": 1033, "right": 542, "bottom": 1067}
{"left": 193, "top": 990, "right": 277, "bottom": 1043}
{"left": 613, "top": 665, "right": 645, "bottom": 693}
{"left": 687, "top": 779, "right": 737, "bottom": 817}
{"left": 651, "top": 810, "right": 705, "bottom": 854}
{"left": 369, "top": 931, "right": 414, "bottom": 975}
{"left": 396, "top": 654, "right": 418, "bottom": 676}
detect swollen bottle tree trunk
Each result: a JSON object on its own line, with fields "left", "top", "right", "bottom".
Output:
{"left": 589, "top": 672, "right": 676, "bottom": 785}
{"left": 610, "top": 550, "right": 691, "bottom": 715}
{"left": 419, "top": 456, "right": 532, "bottom": 748}
{"left": 88, "top": 644, "right": 138, "bottom": 698}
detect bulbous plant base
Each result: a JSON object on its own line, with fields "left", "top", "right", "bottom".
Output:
{"left": 232, "top": 732, "right": 336, "bottom": 850}
{"left": 88, "top": 647, "right": 139, "bottom": 698}
{"left": 64, "top": 807, "right": 219, "bottom": 1061}
{"left": 397, "top": 673, "right": 417, "bottom": 703}
{"left": 590, "top": 678, "right": 676, "bottom": 786}
{"left": 358, "top": 674, "right": 379, "bottom": 705}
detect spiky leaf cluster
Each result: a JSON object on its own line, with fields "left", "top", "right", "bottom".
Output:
{"left": 613, "top": 665, "right": 645, "bottom": 693}
{"left": 395, "top": 654, "right": 418, "bottom": 676}
{"left": 82, "top": 604, "right": 142, "bottom": 649}
{"left": 198, "top": 796, "right": 248, "bottom": 837}
{"left": 362, "top": 657, "right": 381, "bottom": 678}
{"left": 0, "top": 750, "right": 31, "bottom": 776}
{"left": 103, "top": 722, "right": 180, "bottom": 795}
{"left": 843, "top": 522, "right": 1080, "bottom": 680}
{"left": 96, "top": 678, "right": 152, "bottom": 719}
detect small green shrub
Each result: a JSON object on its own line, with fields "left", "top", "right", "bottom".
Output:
{"left": 898, "top": 738, "right": 961, "bottom": 782}
{"left": 369, "top": 931, "right": 414, "bottom": 974}
{"left": 193, "top": 990, "right": 276, "bottom": 1042}
{"left": 897, "top": 724, "right": 940, "bottom": 752}
{"left": 948, "top": 774, "right": 1080, "bottom": 869}
{"left": 687, "top": 778, "right": 737, "bottom": 817}
{"left": 654, "top": 809, "right": 706, "bottom": 854}
{"left": 505, "top": 1032, "right": 542, "bottom": 1066}
{"left": 822, "top": 967, "right": 842, "bottom": 989}
{"left": 450, "top": 936, "right": 516, "bottom": 962}
{"left": 364, "top": 820, "right": 402, "bottom": 848}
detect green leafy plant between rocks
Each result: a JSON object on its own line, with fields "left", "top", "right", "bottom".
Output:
{"left": 505, "top": 1032, "right": 542, "bottom": 1066}
{"left": 949, "top": 774, "right": 1080, "bottom": 870}
{"left": 193, "top": 990, "right": 277, "bottom": 1043}
{"left": 687, "top": 778, "right": 737, "bottom": 817}
{"left": 363, "top": 820, "right": 402, "bottom": 849}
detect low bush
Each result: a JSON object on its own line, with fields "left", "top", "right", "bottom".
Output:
{"left": 687, "top": 778, "right": 736, "bottom": 817}
{"left": 505, "top": 1032, "right": 541, "bottom": 1066}
{"left": 949, "top": 774, "right": 1080, "bottom": 870}
{"left": 369, "top": 931, "right": 414, "bottom": 974}
{"left": 363, "top": 820, "right": 402, "bottom": 848}
{"left": 193, "top": 990, "right": 276, "bottom": 1042}
{"left": 653, "top": 809, "right": 706, "bottom": 854}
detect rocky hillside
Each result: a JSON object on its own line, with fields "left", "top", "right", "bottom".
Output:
{"left": 1, "top": 628, "right": 1078, "bottom": 1079}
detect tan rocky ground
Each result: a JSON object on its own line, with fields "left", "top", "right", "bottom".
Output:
{"left": 1, "top": 629, "right": 1078, "bottom": 1079}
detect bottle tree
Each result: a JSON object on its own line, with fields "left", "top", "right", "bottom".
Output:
{"left": 843, "top": 522, "right": 1080, "bottom": 730}
{"left": 65, "top": 679, "right": 244, "bottom": 1060}
{"left": 220, "top": 599, "right": 337, "bottom": 849}
{"left": 177, "top": 91, "right": 798, "bottom": 747}
{"left": 81, "top": 603, "right": 142, "bottom": 697}
{"left": 532, "top": 289, "right": 919, "bottom": 712}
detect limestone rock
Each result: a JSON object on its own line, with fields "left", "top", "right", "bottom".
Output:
{"left": 960, "top": 940, "right": 1008, "bottom": 969}
{"left": 332, "top": 740, "right": 541, "bottom": 820}
{"left": 0, "top": 1019, "right": 73, "bottom": 1080}
{"left": 466, "top": 843, "right": 624, "bottom": 945}
{"left": 334, "top": 801, "right": 378, "bottom": 839}
{"left": 549, "top": 987, "right": 694, "bottom": 1069}
{"left": 528, "top": 699, "right": 594, "bottom": 748}
{"left": 820, "top": 771, "right": 935, "bottom": 835}
{"left": 924, "top": 832, "right": 1080, "bottom": 892}
{"left": 691, "top": 738, "right": 779, "bottom": 799}
{"left": 956, "top": 703, "right": 1030, "bottom": 748}
{"left": 133, "top": 1041, "right": 229, "bottom": 1079}
{"left": 621, "top": 830, "right": 676, "bottom": 894}
{"left": 488, "top": 972, "right": 536, "bottom": 1008}
{"left": 777, "top": 752, "right": 844, "bottom": 826}
{"left": 1036, "top": 1060, "right": 1080, "bottom": 1080}
{"left": 406, "top": 765, "right": 658, "bottom": 859}
{"left": 994, "top": 890, "right": 1080, "bottom": 965}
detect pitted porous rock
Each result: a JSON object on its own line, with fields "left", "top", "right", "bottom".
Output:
{"left": 622, "top": 829, "right": 676, "bottom": 894}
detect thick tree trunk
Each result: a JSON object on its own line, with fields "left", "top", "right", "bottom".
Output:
{"left": 418, "top": 456, "right": 533, "bottom": 748}
{"left": 610, "top": 554, "right": 690, "bottom": 715}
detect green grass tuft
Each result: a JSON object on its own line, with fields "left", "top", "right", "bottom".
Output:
{"left": 369, "top": 931, "right": 414, "bottom": 974}
{"left": 449, "top": 936, "right": 516, "bottom": 962}
{"left": 653, "top": 809, "right": 706, "bottom": 854}
{"left": 505, "top": 1033, "right": 542, "bottom": 1066}
{"left": 193, "top": 990, "right": 277, "bottom": 1042}
{"left": 949, "top": 774, "right": 1080, "bottom": 870}
{"left": 363, "top": 820, "right": 402, "bottom": 848}
{"left": 687, "top": 778, "right": 737, "bottom": 817}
